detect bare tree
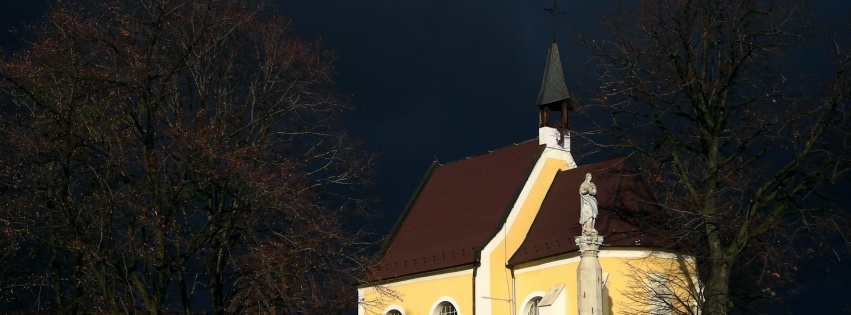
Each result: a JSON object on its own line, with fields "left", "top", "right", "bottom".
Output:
{"left": 580, "top": 0, "right": 851, "bottom": 314}
{"left": 0, "top": 0, "right": 377, "bottom": 313}
{"left": 616, "top": 254, "right": 702, "bottom": 315}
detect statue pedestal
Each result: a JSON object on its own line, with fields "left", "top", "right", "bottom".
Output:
{"left": 576, "top": 234, "right": 604, "bottom": 315}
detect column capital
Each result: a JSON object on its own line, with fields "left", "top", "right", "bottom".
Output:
{"left": 575, "top": 235, "right": 603, "bottom": 257}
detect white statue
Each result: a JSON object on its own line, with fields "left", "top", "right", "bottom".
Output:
{"left": 579, "top": 173, "right": 598, "bottom": 235}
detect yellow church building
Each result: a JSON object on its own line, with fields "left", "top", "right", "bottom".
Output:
{"left": 357, "top": 40, "right": 699, "bottom": 315}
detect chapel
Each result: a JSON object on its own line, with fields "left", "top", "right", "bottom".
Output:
{"left": 356, "top": 23, "right": 698, "bottom": 315}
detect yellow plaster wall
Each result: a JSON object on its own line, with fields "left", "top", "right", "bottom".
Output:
{"left": 487, "top": 157, "right": 571, "bottom": 314}
{"left": 360, "top": 270, "right": 473, "bottom": 315}
{"left": 514, "top": 259, "right": 578, "bottom": 315}
{"left": 505, "top": 157, "right": 571, "bottom": 255}
{"left": 513, "top": 252, "right": 698, "bottom": 315}
{"left": 605, "top": 254, "right": 699, "bottom": 315}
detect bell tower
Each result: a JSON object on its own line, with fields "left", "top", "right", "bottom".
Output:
{"left": 537, "top": 0, "right": 572, "bottom": 151}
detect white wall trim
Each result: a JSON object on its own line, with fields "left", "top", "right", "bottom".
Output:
{"left": 515, "top": 255, "right": 581, "bottom": 274}
{"left": 514, "top": 249, "right": 693, "bottom": 274}
{"left": 475, "top": 149, "right": 579, "bottom": 314}
{"left": 599, "top": 248, "right": 679, "bottom": 258}
{"left": 358, "top": 288, "right": 366, "bottom": 315}
{"left": 477, "top": 151, "right": 553, "bottom": 314}
{"left": 375, "top": 268, "right": 474, "bottom": 288}
{"left": 519, "top": 290, "right": 547, "bottom": 315}
{"left": 430, "top": 296, "right": 462, "bottom": 315}
{"left": 382, "top": 304, "right": 405, "bottom": 315}
{"left": 541, "top": 147, "right": 576, "bottom": 168}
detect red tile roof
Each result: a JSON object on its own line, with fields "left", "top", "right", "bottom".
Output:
{"left": 367, "top": 141, "right": 665, "bottom": 282}
{"left": 369, "top": 140, "right": 544, "bottom": 281}
{"left": 507, "top": 158, "right": 662, "bottom": 266}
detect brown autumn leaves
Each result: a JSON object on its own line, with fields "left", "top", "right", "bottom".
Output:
{"left": 0, "top": 0, "right": 374, "bottom": 313}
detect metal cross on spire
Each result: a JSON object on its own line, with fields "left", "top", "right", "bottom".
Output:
{"left": 544, "top": 0, "right": 564, "bottom": 43}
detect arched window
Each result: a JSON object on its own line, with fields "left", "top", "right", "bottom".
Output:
{"left": 386, "top": 310, "right": 402, "bottom": 315}
{"left": 524, "top": 297, "right": 542, "bottom": 315}
{"left": 436, "top": 301, "right": 458, "bottom": 315}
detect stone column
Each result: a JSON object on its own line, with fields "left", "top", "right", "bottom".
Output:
{"left": 576, "top": 234, "right": 604, "bottom": 315}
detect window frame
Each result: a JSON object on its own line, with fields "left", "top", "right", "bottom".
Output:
{"left": 524, "top": 296, "right": 542, "bottom": 315}
{"left": 429, "top": 297, "right": 461, "bottom": 315}
{"left": 437, "top": 302, "right": 457, "bottom": 315}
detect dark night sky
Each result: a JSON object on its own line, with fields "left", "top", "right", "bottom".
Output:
{"left": 273, "top": 0, "right": 615, "bottom": 230}
{"left": 1, "top": 0, "right": 850, "bottom": 313}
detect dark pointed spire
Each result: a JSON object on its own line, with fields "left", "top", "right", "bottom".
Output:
{"left": 537, "top": 0, "right": 571, "bottom": 151}
{"left": 536, "top": 42, "right": 570, "bottom": 109}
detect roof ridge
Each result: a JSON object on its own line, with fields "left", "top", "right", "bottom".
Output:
{"left": 438, "top": 138, "right": 539, "bottom": 167}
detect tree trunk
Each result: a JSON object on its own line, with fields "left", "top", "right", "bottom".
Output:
{"left": 704, "top": 223, "right": 733, "bottom": 315}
